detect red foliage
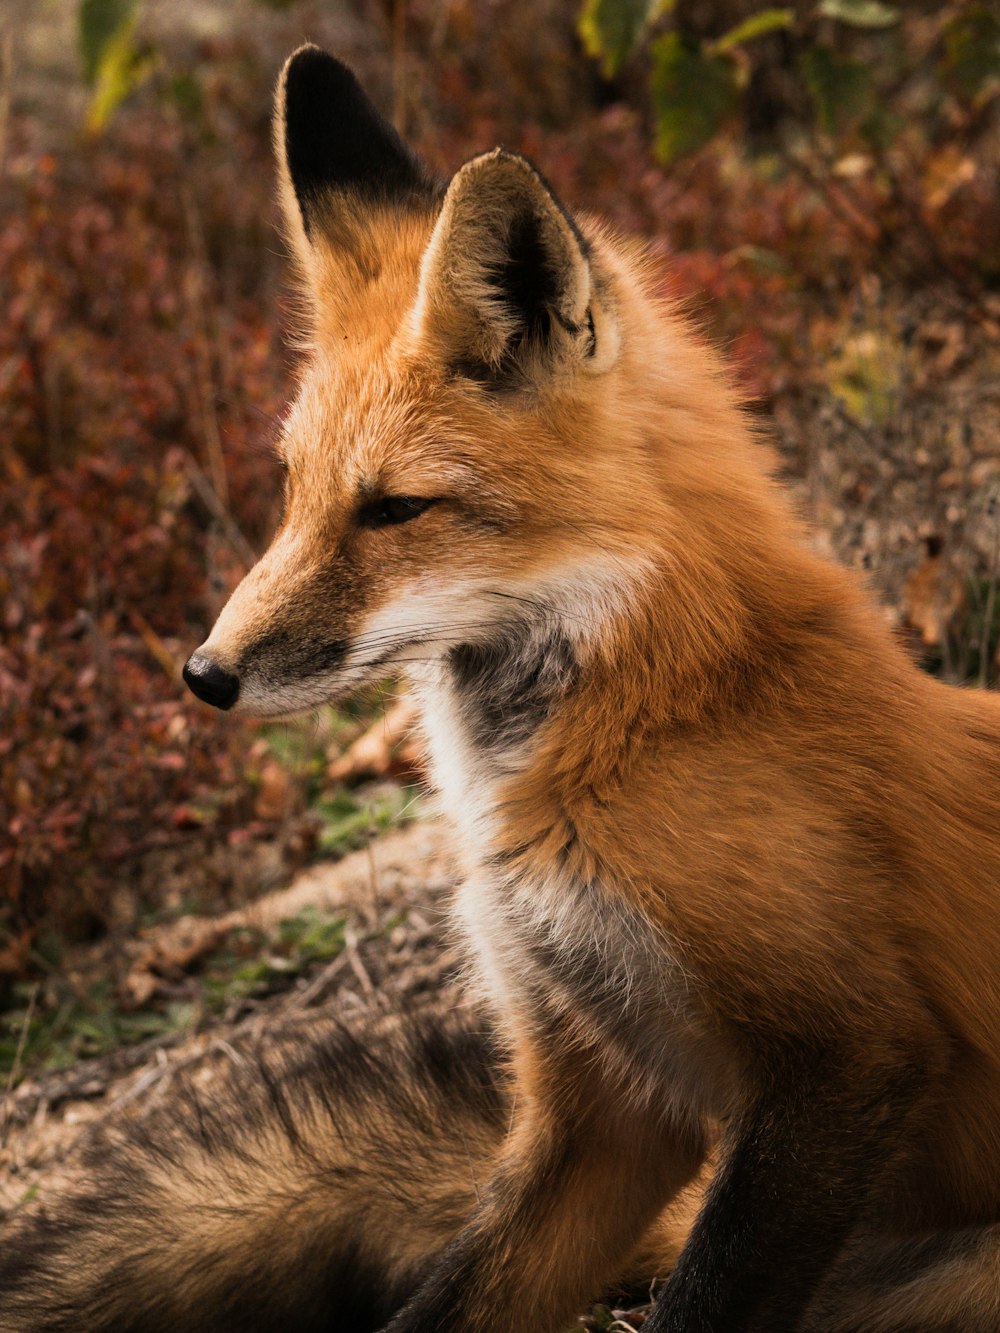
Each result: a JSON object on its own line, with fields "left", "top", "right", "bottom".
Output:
{"left": 0, "top": 111, "right": 290, "bottom": 956}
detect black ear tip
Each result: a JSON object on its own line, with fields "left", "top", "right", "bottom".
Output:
{"left": 280, "top": 45, "right": 435, "bottom": 230}
{"left": 283, "top": 45, "right": 362, "bottom": 103}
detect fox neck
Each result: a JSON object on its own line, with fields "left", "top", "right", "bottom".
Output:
{"left": 408, "top": 520, "right": 866, "bottom": 876}
{"left": 407, "top": 596, "right": 595, "bottom": 854}
{"left": 406, "top": 552, "right": 711, "bottom": 859}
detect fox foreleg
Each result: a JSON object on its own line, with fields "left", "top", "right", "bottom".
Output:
{"left": 644, "top": 1043, "right": 936, "bottom": 1333}
{"left": 381, "top": 1068, "right": 706, "bottom": 1333}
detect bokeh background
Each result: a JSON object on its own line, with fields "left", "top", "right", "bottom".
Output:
{"left": 2, "top": 0, "right": 999, "bottom": 1081}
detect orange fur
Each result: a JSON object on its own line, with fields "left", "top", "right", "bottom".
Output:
{"left": 185, "top": 47, "right": 1000, "bottom": 1333}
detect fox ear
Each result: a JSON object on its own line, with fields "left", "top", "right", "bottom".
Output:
{"left": 410, "top": 150, "right": 619, "bottom": 387}
{"left": 274, "top": 46, "right": 436, "bottom": 261}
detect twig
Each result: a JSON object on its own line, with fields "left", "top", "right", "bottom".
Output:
{"left": 880, "top": 157, "right": 992, "bottom": 321}
{"left": 347, "top": 938, "right": 375, "bottom": 994}
{"left": 184, "top": 451, "right": 257, "bottom": 571}
{"left": 4, "top": 983, "right": 38, "bottom": 1097}
{"left": 0, "top": 29, "right": 12, "bottom": 177}
{"left": 211, "top": 1038, "right": 246, "bottom": 1068}
{"left": 783, "top": 143, "right": 996, "bottom": 329}
{"left": 365, "top": 837, "right": 382, "bottom": 931}
{"left": 5, "top": 1025, "right": 191, "bottom": 1122}
{"left": 105, "top": 830, "right": 205, "bottom": 867}
{"left": 128, "top": 608, "right": 181, "bottom": 680}
{"left": 181, "top": 187, "right": 229, "bottom": 509}
{"left": 282, "top": 948, "right": 352, "bottom": 1013}
{"left": 830, "top": 399, "right": 880, "bottom": 452}
{"left": 111, "top": 1051, "right": 171, "bottom": 1113}
{"left": 779, "top": 146, "right": 880, "bottom": 246}
{"left": 42, "top": 351, "right": 62, "bottom": 467}
{"left": 114, "top": 1022, "right": 262, "bottom": 1119}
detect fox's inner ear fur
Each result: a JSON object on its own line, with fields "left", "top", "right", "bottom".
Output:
{"left": 275, "top": 46, "right": 436, "bottom": 273}
{"left": 411, "top": 149, "right": 619, "bottom": 386}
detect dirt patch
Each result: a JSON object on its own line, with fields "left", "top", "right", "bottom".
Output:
{"left": 0, "top": 819, "right": 460, "bottom": 1213}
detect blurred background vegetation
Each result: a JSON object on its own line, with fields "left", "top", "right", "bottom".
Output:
{"left": 1, "top": 0, "right": 998, "bottom": 1073}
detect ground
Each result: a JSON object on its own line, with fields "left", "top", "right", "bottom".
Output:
{"left": 0, "top": 820, "right": 458, "bottom": 1208}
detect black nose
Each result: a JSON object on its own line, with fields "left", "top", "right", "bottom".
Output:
{"left": 182, "top": 654, "right": 240, "bottom": 710}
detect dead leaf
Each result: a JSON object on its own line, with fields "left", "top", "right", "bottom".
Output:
{"left": 327, "top": 697, "right": 423, "bottom": 785}
{"left": 922, "top": 145, "right": 977, "bottom": 212}
{"left": 120, "top": 916, "right": 230, "bottom": 1008}
{"left": 254, "top": 759, "right": 294, "bottom": 822}
{"left": 902, "top": 544, "right": 966, "bottom": 647}
{"left": 0, "top": 928, "right": 34, "bottom": 980}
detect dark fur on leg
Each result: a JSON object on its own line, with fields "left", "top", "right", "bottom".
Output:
{"left": 644, "top": 1046, "right": 933, "bottom": 1333}
{"left": 803, "top": 1224, "right": 1000, "bottom": 1332}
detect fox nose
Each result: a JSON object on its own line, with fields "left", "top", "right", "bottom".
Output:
{"left": 182, "top": 654, "right": 240, "bottom": 711}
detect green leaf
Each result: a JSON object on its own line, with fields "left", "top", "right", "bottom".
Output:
{"left": 79, "top": 0, "right": 156, "bottom": 135}
{"left": 817, "top": 0, "right": 900, "bottom": 28}
{"left": 84, "top": 17, "right": 156, "bottom": 135}
{"left": 941, "top": 6, "right": 1000, "bottom": 104}
{"left": 585, "top": 1308, "right": 619, "bottom": 1331}
{"left": 578, "top": 0, "right": 670, "bottom": 77}
{"left": 165, "top": 72, "right": 204, "bottom": 122}
{"left": 859, "top": 102, "right": 902, "bottom": 152}
{"left": 650, "top": 33, "right": 739, "bottom": 162}
{"left": 802, "top": 45, "right": 874, "bottom": 136}
{"left": 78, "top": 0, "right": 136, "bottom": 85}
{"left": 713, "top": 8, "right": 794, "bottom": 55}
{"left": 277, "top": 908, "right": 346, "bottom": 964}
{"left": 313, "top": 784, "right": 419, "bottom": 856}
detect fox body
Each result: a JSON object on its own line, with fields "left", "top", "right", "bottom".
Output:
{"left": 4, "top": 46, "right": 1000, "bottom": 1333}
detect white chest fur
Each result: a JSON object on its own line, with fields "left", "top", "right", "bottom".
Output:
{"left": 409, "top": 631, "right": 738, "bottom": 1124}
{"left": 409, "top": 665, "right": 501, "bottom": 848}
{"left": 455, "top": 870, "right": 739, "bottom": 1121}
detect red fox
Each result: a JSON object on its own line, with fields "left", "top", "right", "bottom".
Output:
{"left": 3, "top": 44, "right": 1000, "bottom": 1333}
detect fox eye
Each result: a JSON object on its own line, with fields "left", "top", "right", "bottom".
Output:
{"left": 357, "top": 496, "right": 438, "bottom": 529}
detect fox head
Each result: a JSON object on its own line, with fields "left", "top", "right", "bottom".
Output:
{"left": 184, "top": 46, "right": 767, "bottom": 718}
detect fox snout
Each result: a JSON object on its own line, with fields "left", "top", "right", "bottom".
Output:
{"left": 182, "top": 653, "right": 241, "bottom": 711}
